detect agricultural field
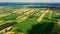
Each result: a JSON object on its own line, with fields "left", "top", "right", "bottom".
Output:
{"left": 0, "top": 6, "right": 60, "bottom": 34}
{"left": 0, "top": 6, "right": 20, "bottom": 17}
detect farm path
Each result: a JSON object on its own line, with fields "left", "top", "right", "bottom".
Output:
{"left": 36, "top": 9, "right": 49, "bottom": 22}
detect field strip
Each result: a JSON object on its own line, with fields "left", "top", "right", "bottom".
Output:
{"left": 36, "top": 9, "right": 49, "bottom": 22}
{"left": 48, "top": 10, "right": 53, "bottom": 22}
{"left": 0, "top": 21, "right": 3, "bottom": 23}
{"left": 17, "top": 16, "right": 28, "bottom": 22}
{"left": 0, "top": 14, "right": 11, "bottom": 17}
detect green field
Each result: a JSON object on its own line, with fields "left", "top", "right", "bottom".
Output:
{"left": 0, "top": 7, "right": 60, "bottom": 34}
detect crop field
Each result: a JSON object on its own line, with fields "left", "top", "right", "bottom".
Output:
{"left": 0, "top": 6, "right": 60, "bottom": 34}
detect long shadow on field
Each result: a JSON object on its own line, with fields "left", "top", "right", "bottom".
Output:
{"left": 42, "top": 22, "right": 56, "bottom": 34}
{"left": 27, "top": 22, "right": 46, "bottom": 34}
{"left": 27, "top": 22, "right": 56, "bottom": 34}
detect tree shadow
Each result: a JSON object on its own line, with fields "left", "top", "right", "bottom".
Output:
{"left": 27, "top": 22, "right": 56, "bottom": 34}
